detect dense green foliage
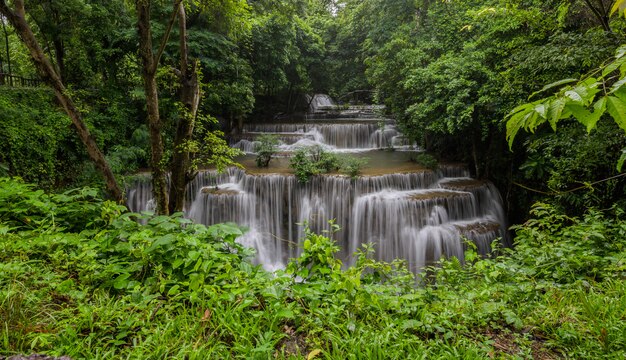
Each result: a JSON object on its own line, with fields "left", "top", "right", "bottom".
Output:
{"left": 323, "top": 0, "right": 626, "bottom": 219}
{"left": 254, "top": 134, "right": 280, "bottom": 167}
{"left": 288, "top": 146, "right": 368, "bottom": 182}
{"left": 411, "top": 153, "right": 439, "bottom": 171}
{"left": 3, "top": 1, "right": 626, "bottom": 356}
{"left": 2, "top": 179, "right": 626, "bottom": 358}
{"left": 289, "top": 146, "right": 340, "bottom": 183}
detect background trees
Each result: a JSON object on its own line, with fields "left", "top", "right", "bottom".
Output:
{"left": 1, "top": 0, "right": 625, "bottom": 219}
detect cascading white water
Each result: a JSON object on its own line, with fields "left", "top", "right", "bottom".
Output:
{"left": 128, "top": 94, "right": 508, "bottom": 272}
{"left": 232, "top": 122, "right": 399, "bottom": 151}
{"left": 307, "top": 94, "right": 336, "bottom": 113}
{"left": 127, "top": 168, "right": 507, "bottom": 272}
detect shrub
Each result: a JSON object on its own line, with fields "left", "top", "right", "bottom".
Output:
{"left": 289, "top": 146, "right": 340, "bottom": 183}
{"left": 341, "top": 156, "right": 368, "bottom": 178}
{"left": 254, "top": 134, "right": 280, "bottom": 167}
{"left": 412, "top": 153, "right": 438, "bottom": 170}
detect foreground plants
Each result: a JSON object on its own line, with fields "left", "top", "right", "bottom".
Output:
{"left": 1, "top": 178, "right": 626, "bottom": 358}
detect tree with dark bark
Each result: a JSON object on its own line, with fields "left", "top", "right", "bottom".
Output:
{"left": 137, "top": 0, "right": 241, "bottom": 214}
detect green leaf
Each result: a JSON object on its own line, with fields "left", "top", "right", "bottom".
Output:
{"left": 589, "top": 96, "right": 608, "bottom": 133}
{"left": 167, "top": 285, "right": 180, "bottom": 296}
{"left": 565, "top": 97, "right": 606, "bottom": 134}
{"left": 609, "top": 77, "right": 626, "bottom": 94}
{"left": 147, "top": 234, "right": 175, "bottom": 252}
{"left": 275, "top": 309, "right": 295, "bottom": 320}
{"left": 113, "top": 273, "right": 131, "bottom": 290}
{"left": 606, "top": 96, "right": 626, "bottom": 132}
{"left": 617, "top": 149, "right": 626, "bottom": 172}
{"left": 602, "top": 57, "right": 626, "bottom": 77}
{"left": 547, "top": 98, "right": 567, "bottom": 131}
{"left": 530, "top": 78, "right": 577, "bottom": 98}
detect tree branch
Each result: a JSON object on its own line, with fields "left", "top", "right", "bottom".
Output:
{"left": 152, "top": 0, "right": 183, "bottom": 74}
{"left": 178, "top": 1, "right": 187, "bottom": 78}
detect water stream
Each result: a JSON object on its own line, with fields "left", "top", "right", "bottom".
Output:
{"left": 128, "top": 98, "right": 508, "bottom": 272}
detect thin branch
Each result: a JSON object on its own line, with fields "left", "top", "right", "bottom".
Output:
{"left": 178, "top": 1, "right": 187, "bottom": 78}
{"left": 152, "top": 0, "right": 183, "bottom": 74}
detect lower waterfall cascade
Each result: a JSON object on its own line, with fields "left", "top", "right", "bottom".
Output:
{"left": 128, "top": 100, "right": 509, "bottom": 273}
{"left": 128, "top": 166, "right": 508, "bottom": 272}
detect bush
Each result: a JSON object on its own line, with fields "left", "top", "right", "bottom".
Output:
{"left": 289, "top": 146, "right": 340, "bottom": 183}
{"left": 341, "top": 156, "right": 368, "bottom": 178}
{"left": 412, "top": 153, "right": 438, "bottom": 170}
{"left": 254, "top": 134, "right": 280, "bottom": 167}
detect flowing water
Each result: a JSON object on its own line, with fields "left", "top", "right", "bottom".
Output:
{"left": 128, "top": 97, "right": 508, "bottom": 272}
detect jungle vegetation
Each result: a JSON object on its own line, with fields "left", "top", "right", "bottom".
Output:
{"left": 1, "top": 0, "right": 626, "bottom": 358}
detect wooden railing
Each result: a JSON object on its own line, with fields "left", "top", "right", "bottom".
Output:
{"left": 0, "top": 73, "right": 43, "bottom": 87}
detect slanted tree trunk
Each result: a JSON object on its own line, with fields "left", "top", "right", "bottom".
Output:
{"left": 0, "top": 0, "right": 124, "bottom": 203}
{"left": 168, "top": 2, "right": 200, "bottom": 213}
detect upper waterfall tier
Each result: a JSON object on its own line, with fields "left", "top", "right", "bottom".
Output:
{"left": 232, "top": 121, "right": 408, "bottom": 152}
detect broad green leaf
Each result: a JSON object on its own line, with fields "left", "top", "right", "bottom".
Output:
{"left": 525, "top": 110, "right": 546, "bottom": 133}
{"left": 506, "top": 105, "right": 535, "bottom": 148}
{"left": 546, "top": 97, "right": 567, "bottom": 131}
{"left": 610, "top": 77, "right": 626, "bottom": 94}
{"left": 533, "top": 103, "right": 547, "bottom": 118}
{"left": 506, "top": 102, "right": 535, "bottom": 118}
{"left": 167, "top": 285, "right": 180, "bottom": 296}
{"left": 618, "top": 148, "right": 626, "bottom": 172}
{"left": 530, "top": 78, "right": 577, "bottom": 99}
{"left": 113, "top": 273, "right": 131, "bottom": 290}
{"left": 606, "top": 96, "right": 626, "bottom": 132}
{"left": 565, "top": 104, "right": 593, "bottom": 129}
{"left": 589, "top": 96, "right": 608, "bottom": 132}
{"left": 564, "top": 90, "right": 583, "bottom": 103}
{"left": 611, "top": 0, "right": 626, "bottom": 17}
{"left": 565, "top": 79, "right": 601, "bottom": 106}
{"left": 147, "top": 234, "right": 175, "bottom": 252}
{"left": 276, "top": 309, "right": 295, "bottom": 320}
{"left": 602, "top": 57, "right": 626, "bottom": 77}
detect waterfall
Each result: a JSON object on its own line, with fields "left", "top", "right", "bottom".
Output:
{"left": 127, "top": 168, "right": 507, "bottom": 272}
{"left": 232, "top": 122, "right": 399, "bottom": 151}
{"left": 307, "top": 94, "right": 336, "bottom": 113}
{"left": 129, "top": 95, "right": 508, "bottom": 272}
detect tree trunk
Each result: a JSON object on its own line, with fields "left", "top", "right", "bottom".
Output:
{"left": 53, "top": 37, "right": 64, "bottom": 82}
{"left": 137, "top": 0, "right": 169, "bottom": 215}
{"left": 0, "top": 0, "right": 124, "bottom": 203}
{"left": 169, "top": 2, "right": 200, "bottom": 214}
{"left": 583, "top": 0, "right": 613, "bottom": 33}
{"left": 2, "top": 18, "right": 12, "bottom": 78}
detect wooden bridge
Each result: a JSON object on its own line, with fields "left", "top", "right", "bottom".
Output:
{"left": 0, "top": 73, "right": 43, "bottom": 87}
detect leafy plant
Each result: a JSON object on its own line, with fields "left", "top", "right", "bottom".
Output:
{"left": 506, "top": 45, "right": 626, "bottom": 170}
{"left": 340, "top": 156, "right": 368, "bottom": 178}
{"left": 254, "top": 134, "right": 279, "bottom": 167}
{"left": 289, "top": 146, "right": 339, "bottom": 183}
{"left": 411, "top": 153, "right": 438, "bottom": 170}
{"left": 2, "top": 179, "right": 626, "bottom": 358}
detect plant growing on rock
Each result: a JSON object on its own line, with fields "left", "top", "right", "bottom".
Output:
{"left": 289, "top": 146, "right": 340, "bottom": 183}
{"left": 341, "top": 156, "right": 368, "bottom": 179}
{"left": 254, "top": 134, "right": 280, "bottom": 167}
{"left": 412, "top": 153, "right": 438, "bottom": 170}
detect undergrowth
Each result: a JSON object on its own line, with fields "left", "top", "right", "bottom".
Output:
{"left": 1, "top": 178, "right": 625, "bottom": 358}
